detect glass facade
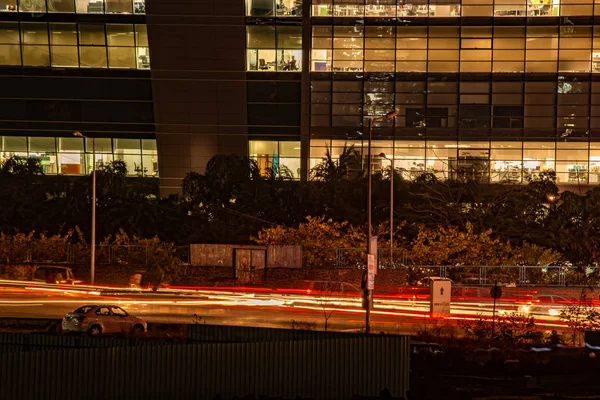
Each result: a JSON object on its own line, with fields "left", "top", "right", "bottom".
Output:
{"left": 0, "top": 136, "right": 158, "bottom": 176}
{"left": 311, "top": 0, "right": 600, "bottom": 17}
{"left": 0, "top": 0, "right": 145, "bottom": 13}
{"left": 0, "top": 22, "right": 149, "bottom": 69}
{"left": 310, "top": 25, "right": 600, "bottom": 74}
{"left": 297, "top": 1, "right": 600, "bottom": 185}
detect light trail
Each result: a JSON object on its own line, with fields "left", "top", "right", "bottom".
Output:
{"left": 0, "top": 282, "right": 584, "bottom": 333}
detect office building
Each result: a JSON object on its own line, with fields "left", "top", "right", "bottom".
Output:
{"left": 2, "top": 1, "right": 600, "bottom": 194}
{"left": 0, "top": 0, "right": 157, "bottom": 178}
{"left": 151, "top": 0, "right": 600, "bottom": 194}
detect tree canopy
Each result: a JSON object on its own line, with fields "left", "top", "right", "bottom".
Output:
{"left": 2, "top": 151, "right": 600, "bottom": 266}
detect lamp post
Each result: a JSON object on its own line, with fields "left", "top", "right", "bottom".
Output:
{"left": 379, "top": 152, "right": 394, "bottom": 268}
{"left": 73, "top": 131, "right": 96, "bottom": 285}
{"left": 364, "top": 110, "right": 397, "bottom": 334}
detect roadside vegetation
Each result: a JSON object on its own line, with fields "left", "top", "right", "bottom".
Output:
{"left": 2, "top": 146, "right": 600, "bottom": 273}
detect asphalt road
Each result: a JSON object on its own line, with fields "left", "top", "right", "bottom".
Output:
{"left": 0, "top": 282, "right": 579, "bottom": 334}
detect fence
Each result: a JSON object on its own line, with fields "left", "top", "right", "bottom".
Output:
{"left": 335, "top": 248, "right": 593, "bottom": 287}
{"left": 0, "top": 332, "right": 177, "bottom": 356}
{"left": 187, "top": 323, "right": 371, "bottom": 343}
{"left": 2, "top": 244, "right": 190, "bottom": 266}
{"left": 0, "top": 336, "right": 410, "bottom": 400}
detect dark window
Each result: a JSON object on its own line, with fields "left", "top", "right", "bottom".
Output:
{"left": 460, "top": 105, "right": 491, "bottom": 128}
{"left": 426, "top": 107, "right": 449, "bottom": 128}
{"left": 247, "top": 81, "right": 301, "bottom": 103}
{"left": 493, "top": 106, "right": 524, "bottom": 128}
{"left": 248, "top": 104, "right": 300, "bottom": 126}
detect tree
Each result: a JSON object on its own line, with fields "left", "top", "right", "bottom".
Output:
{"left": 310, "top": 145, "right": 362, "bottom": 183}
{"left": 460, "top": 312, "right": 542, "bottom": 346}
{"left": 559, "top": 288, "right": 600, "bottom": 345}
{"left": 252, "top": 216, "right": 365, "bottom": 269}
{"left": 315, "top": 281, "right": 347, "bottom": 331}
{"left": 407, "top": 223, "right": 513, "bottom": 266}
{"left": 0, "top": 156, "right": 44, "bottom": 176}
{"left": 100, "top": 230, "right": 183, "bottom": 288}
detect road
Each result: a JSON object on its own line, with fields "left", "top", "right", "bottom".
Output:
{"left": 0, "top": 281, "right": 582, "bottom": 334}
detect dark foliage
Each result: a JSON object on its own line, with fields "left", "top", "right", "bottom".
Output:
{"left": 2, "top": 153, "right": 600, "bottom": 266}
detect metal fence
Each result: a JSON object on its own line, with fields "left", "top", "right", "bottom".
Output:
{"left": 3, "top": 244, "right": 191, "bottom": 266}
{"left": 187, "top": 323, "right": 371, "bottom": 343}
{"left": 0, "top": 332, "right": 177, "bottom": 356}
{"left": 0, "top": 336, "right": 410, "bottom": 400}
{"left": 335, "top": 248, "right": 594, "bottom": 287}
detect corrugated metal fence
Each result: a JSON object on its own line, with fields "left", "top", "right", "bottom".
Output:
{"left": 187, "top": 323, "right": 368, "bottom": 343}
{"left": 0, "top": 336, "right": 409, "bottom": 400}
{"left": 0, "top": 332, "right": 175, "bottom": 355}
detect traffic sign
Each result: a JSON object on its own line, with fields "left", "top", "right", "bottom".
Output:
{"left": 490, "top": 285, "right": 502, "bottom": 299}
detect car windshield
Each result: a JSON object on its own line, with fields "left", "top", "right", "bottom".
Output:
{"left": 74, "top": 306, "right": 94, "bottom": 314}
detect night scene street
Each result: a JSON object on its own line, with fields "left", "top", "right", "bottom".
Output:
{"left": 3, "top": 0, "right": 600, "bottom": 399}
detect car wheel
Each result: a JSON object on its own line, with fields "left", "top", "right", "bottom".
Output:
{"left": 88, "top": 325, "right": 102, "bottom": 337}
{"left": 131, "top": 324, "right": 144, "bottom": 337}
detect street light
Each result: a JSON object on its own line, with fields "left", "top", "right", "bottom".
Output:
{"left": 73, "top": 131, "right": 96, "bottom": 285}
{"left": 364, "top": 110, "right": 397, "bottom": 334}
{"left": 379, "top": 152, "right": 394, "bottom": 268}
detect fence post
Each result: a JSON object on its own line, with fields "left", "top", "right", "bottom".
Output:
{"left": 559, "top": 267, "right": 566, "bottom": 287}
{"left": 519, "top": 266, "right": 527, "bottom": 286}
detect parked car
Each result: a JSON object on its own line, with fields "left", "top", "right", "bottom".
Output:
{"left": 32, "top": 266, "right": 82, "bottom": 285}
{"left": 62, "top": 305, "right": 147, "bottom": 336}
{"left": 129, "top": 270, "right": 167, "bottom": 289}
{"left": 410, "top": 341, "right": 445, "bottom": 355}
{"left": 416, "top": 276, "right": 454, "bottom": 287}
{"left": 519, "top": 295, "right": 569, "bottom": 316}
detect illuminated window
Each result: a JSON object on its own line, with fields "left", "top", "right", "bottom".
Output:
{"left": 462, "top": 0, "right": 493, "bottom": 16}
{"left": 249, "top": 140, "right": 301, "bottom": 178}
{"left": 0, "top": 22, "right": 20, "bottom": 65}
{"left": 48, "top": 0, "right": 75, "bottom": 12}
{"left": 365, "top": 26, "right": 395, "bottom": 72}
{"left": 312, "top": 0, "right": 331, "bottom": 16}
{"left": 29, "top": 137, "right": 58, "bottom": 174}
{"left": 366, "top": 0, "right": 396, "bottom": 16}
{"left": 20, "top": 0, "right": 46, "bottom": 12}
{"left": 107, "top": 24, "right": 135, "bottom": 68}
{"left": 0, "top": 0, "right": 17, "bottom": 11}
{"left": 428, "top": 27, "right": 459, "bottom": 73}
{"left": 312, "top": 26, "right": 332, "bottom": 71}
{"left": 106, "top": 0, "right": 133, "bottom": 13}
{"left": 396, "top": 27, "right": 427, "bottom": 73}
{"left": 79, "top": 24, "right": 106, "bottom": 67}
{"left": 333, "top": 0, "right": 364, "bottom": 17}
{"left": 247, "top": 26, "right": 302, "bottom": 72}
{"left": 76, "top": 0, "right": 104, "bottom": 13}
{"left": 135, "top": 24, "right": 150, "bottom": 69}
{"left": 50, "top": 23, "right": 79, "bottom": 67}
{"left": 21, "top": 23, "right": 50, "bottom": 66}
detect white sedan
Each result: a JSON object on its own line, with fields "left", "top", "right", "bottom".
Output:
{"left": 62, "top": 305, "right": 147, "bottom": 336}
